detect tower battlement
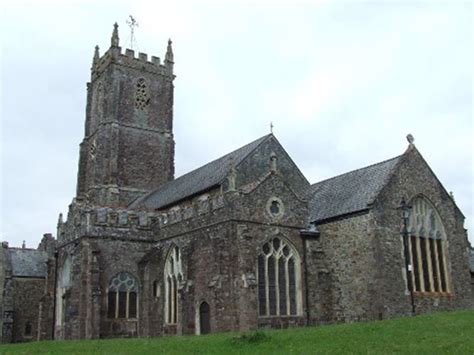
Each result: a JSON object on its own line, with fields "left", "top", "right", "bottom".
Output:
{"left": 76, "top": 22, "right": 176, "bottom": 207}
{"left": 91, "top": 45, "right": 174, "bottom": 81}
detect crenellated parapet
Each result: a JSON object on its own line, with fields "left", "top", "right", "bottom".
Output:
{"left": 155, "top": 193, "right": 225, "bottom": 229}
{"left": 57, "top": 198, "right": 159, "bottom": 246}
{"left": 56, "top": 190, "right": 226, "bottom": 245}
{"left": 90, "top": 23, "right": 174, "bottom": 82}
{"left": 92, "top": 207, "right": 158, "bottom": 229}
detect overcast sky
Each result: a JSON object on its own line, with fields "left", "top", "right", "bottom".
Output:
{"left": 1, "top": 0, "right": 472, "bottom": 248}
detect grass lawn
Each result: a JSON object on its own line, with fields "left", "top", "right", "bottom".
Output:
{"left": 1, "top": 310, "right": 473, "bottom": 354}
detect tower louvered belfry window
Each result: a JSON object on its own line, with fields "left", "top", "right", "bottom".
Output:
{"left": 257, "top": 238, "right": 302, "bottom": 317}
{"left": 407, "top": 196, "right": 450, "bottom": 293}
{"left": 135, "top": 78, "right": 150, "bottom": 110}
{"left": 107, "top": 272, "right": 138, "bottom": 319}
{"left": 164, "top": 245, "right": 183, "bottom": 324}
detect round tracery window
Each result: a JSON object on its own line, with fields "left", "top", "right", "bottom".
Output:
{"left": 266, "top": 197, "right": 284, "bottom": 219}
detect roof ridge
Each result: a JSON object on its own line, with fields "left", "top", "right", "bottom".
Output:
{"left": 129, "top": 134, "right": 272, "bottom": 208}
{"left": 161, "top": 133, "right": 270, "bottom": 186}
{"left": 311, "top": 154, "right": 402, "bottom": 188}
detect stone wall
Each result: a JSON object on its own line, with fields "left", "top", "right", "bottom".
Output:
{"left": 231, "top": 136, "right": 310, "bottom": 197}
{"left": 55, "top": 227, "right": 154, "bottom": 339}
{"left": 139, "top": 171, "right": 309, "bottom": 335}
{"left": 371, "top": 145, "right": 473, "bottom": 316}
{"left": 311, "top": 212, "right": 380, "bottom": 323}
{"left": 76, "top": 40, "right": 175, "bottom": 208}
{"left": 11, "top": 278, "right": 44, "bottom": 342}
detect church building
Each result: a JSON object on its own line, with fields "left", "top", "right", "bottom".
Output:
{"left": 1, "top": 24, "right": 473, "bottom": 342}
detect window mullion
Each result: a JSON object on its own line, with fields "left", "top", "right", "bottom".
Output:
{"left": 440, "top": 241, "right": 450, "bottom": 292}
{"left": 275, "top": 255, "right": 280, "bottom": 316}
{"left": 115, "top": 291, "right": 119, "bottom": 319}
{"left": 431, "top": 239, "right": 441, "bottom": 292}
{"left": 285, "top": 257, "right": 290, "bottom": 316}
{"left": 126, "top": 291, "right": 130, "bottom": 319}
{"left": 171, "top": 276, "right": 175, "bottom": 323}
{"left": 425, "top": 238, "right": 434, "bottom": 292}
{"left": 408, "top": 235, "right": 415, "bottom": 291}
{"left": 265, "top": 255, "right": 269, "bottom": 316}
{"left": 416, "top": 237, "right": 425, "bottom": 292}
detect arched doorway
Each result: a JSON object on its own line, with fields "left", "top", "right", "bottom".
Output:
{"left": 199, "top": 302, "right": 211, "bottom": 334}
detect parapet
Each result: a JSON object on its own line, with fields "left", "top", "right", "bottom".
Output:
{"left": 154, "top": 193, "right": 225, "bottom": 228}
{"left": 91, "top": 46, "right": 174, "bottom": 81}
{"left": 93, "top": 207, "right": 158, "bottom": 229}
{"left": 91, "top": 23, "right": 174, "bottom": 80}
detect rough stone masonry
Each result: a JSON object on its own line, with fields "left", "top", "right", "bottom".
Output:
{"left": 1, "top": 23, "right": 472, "bottom": 342}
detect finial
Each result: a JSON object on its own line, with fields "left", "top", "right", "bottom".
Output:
{"left": 449, "top": 191, "right": 455, "bottom": 201}
{"left": 22, "top": 240, "right": 26, "bottom": 249}
{"left": 93, "top": 45, "right": 100, "bottom": 65}
{"left": 165, "top": 38, "right": 174, "bottom": 63}
{"left": 58, "top": 213, "right": 63, "bottom": 225}
{"left": 270, "top": 122, "right": 274, "bottom": 134}
{"left": 406, "top": 134, "right": 415, "bottom": 145}
{"left": 111, "top": 22, "right": 120, "bottom": 47}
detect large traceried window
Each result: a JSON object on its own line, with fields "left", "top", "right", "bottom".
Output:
{"left": 164, "top": 245, "right": 183, "bottom": 324}
{"left": 257, "top": 237, "right": 302, "bottom": 317}
{"left": 407, "top": 197, "right": 450, "bottom": 293}
{"left": 107, "top": 272, "right": 138, "bottom": 319}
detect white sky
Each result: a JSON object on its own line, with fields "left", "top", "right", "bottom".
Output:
{"left": 1, "top": 0, "right": 472, "bottom": 248}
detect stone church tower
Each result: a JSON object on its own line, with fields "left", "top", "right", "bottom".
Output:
{"left": 1, "top": 23, "right": 471, "bottom": 344}
{"left": 76, "top": 23, "right": 175, "bottom": 207}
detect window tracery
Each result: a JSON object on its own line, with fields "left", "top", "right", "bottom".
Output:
{"left": 135, "top": 78, "right": 150, "bottom": 110}
{"left": 107, "top": 272, "right": 138, "bottom": 319}
{"left": 164, "top": 245, "right": 183, "bottom": 324}
{"left": 406, "top": 196, "right": 450, "bottom": 293}
{"left": 257, "top": 237, "right": 301, "bottom": 317}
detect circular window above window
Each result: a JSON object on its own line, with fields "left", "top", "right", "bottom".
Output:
{"left": 266, "top": 197, "right": 284, "bottom": 220}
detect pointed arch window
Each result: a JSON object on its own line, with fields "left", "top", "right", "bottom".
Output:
{"left": 406, "top": 197, "right": 450, "bottom": 293}
{"left": 107, "top": 272, "right": 139, "bottom": 319}
{"left": 164, "top": 245, "right": 183, "bottom": 324}
{"left": 257, "top": 237, "right": 302, "bottom": 317}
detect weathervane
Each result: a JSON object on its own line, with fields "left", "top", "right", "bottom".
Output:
{"left": 126, "top": 15, "right": 139, "bottom": 50}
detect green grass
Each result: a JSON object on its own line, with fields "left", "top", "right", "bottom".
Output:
{"left": 1, "top": 310, "right": 473, "bottom": 354}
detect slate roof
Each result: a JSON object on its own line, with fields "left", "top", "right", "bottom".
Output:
{"left": 130, "top": 134, "right": 272, "bottom": 210}
{"left": 306, "top": 155, "right": 402, "bottom": 223}
{"left": 7, "top": 248, "right": 48, "bottom": 278}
